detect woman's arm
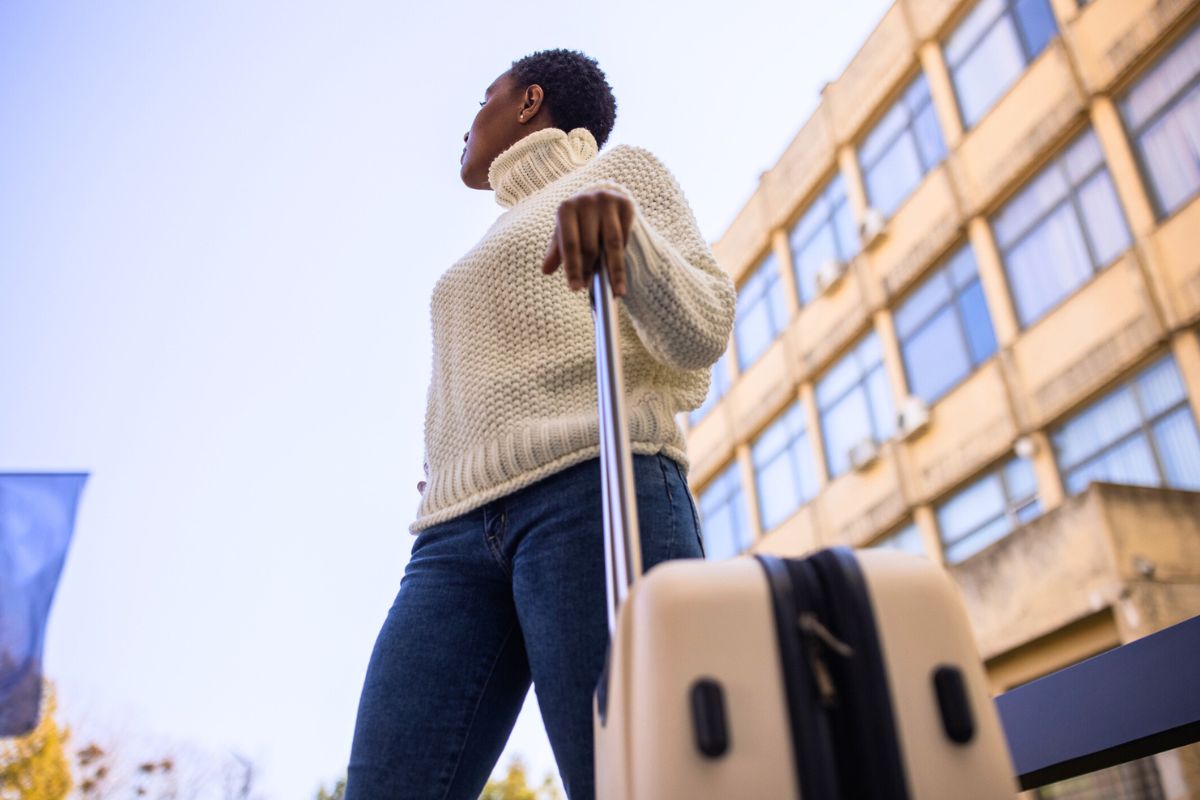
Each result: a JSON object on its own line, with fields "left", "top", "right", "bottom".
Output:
{"left": 541, "top": 146, "right": 736, "bottom": 372}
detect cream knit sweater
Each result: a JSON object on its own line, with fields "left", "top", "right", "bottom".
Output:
{"left": 410, "top": 126, "right": 736, "bottom": 533}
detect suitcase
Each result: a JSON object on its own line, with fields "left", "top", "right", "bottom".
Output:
{"left": 586, "top": 262, "right": 1017, "bottom": 799}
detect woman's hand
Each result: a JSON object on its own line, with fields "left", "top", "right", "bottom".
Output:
{"left": 541, "top": 189, "right": 635, "bottom": 297}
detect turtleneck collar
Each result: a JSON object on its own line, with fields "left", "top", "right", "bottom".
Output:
{"left": 488, "top": 127, "right": 599, "bottom": 209}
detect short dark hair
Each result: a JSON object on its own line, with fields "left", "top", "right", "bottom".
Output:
{"left": 511, "top": 49, "right": 617, "bottom": 148}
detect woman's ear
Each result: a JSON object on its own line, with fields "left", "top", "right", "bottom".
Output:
{"left": 521, "top": 84, "right": 545, "bottom": 120}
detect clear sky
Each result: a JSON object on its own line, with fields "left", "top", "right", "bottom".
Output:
{"left": 0, "top": 1, "right": 891, "bottom": 796}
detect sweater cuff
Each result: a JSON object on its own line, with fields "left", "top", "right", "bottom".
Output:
{"left": 585, "top": 181, "right": 735, "bottom": 372}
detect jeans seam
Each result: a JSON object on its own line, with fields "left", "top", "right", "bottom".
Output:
{"left": 673, "top": 460, "right": 705, "bottom": 558}
{"left": 657, "top": 456, "right": 677, "bottom": 562}
{"left": 438, "top": 622, "right": 518, "bottom": 800}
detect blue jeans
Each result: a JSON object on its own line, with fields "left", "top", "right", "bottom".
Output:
{"left": 345, "top": 453, "right": 705, "bottom": 800}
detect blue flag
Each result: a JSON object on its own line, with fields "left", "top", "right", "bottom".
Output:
{"left": 0, "top": 473, "right": 87, "bottom": 737}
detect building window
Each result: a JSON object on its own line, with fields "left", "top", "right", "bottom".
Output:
{"left": 688, "top": 354, "right": 731, "bottom": 427}
{"left": 789, "top": 174, "right": 860, "bottom": 306}
{"left": 1052, "top": 356, "right": 1200, "bottom": 495}
{"left": 1120, "top": 24, "right": 1200, "bottom": 219}
{"left": 751, "top": 402, "right": 820, "bottom": 532}
{"left": 936, "top": 456, "right": 1040, "bottom": 563}
{"left": 699, "top": 460, "right": 752, "bottom": 560}
{"left": 944, "top": 0, "right": 1058, "bottom": 128}
{"left": 993, "top": 128, "right": 1131, "bottom": 327}
{"left": 816, "top": 331, "right": 895, "bottom": 479}
{"left": 859, "top": 73, "right": 948, "bottom": 218}
{"left": 873, "top": 522, "right": 926, "bottom": 557}
{"left": 895, "top": 245, "right": 997, "bottom": 405}
{"left": 734, "top": 251, "right": 790, "bottom": 371}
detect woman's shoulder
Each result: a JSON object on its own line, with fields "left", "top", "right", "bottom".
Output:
{"left": 586, "top": 143, "right": 682, "bottom": 195}
{"left": 593, "top": 142, "right": 667, "bottom": 172}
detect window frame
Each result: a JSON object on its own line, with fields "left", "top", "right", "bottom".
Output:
{"left": 993, "top": 127, "right": 1132, "bottom": 328}
{"left": 697, "top": 459, "right": 753, "bottom": 560}
{"left": 733, "top": 250, "right": 790, "bottom": 372}
{"left": 872, "top": 521, "right": 927, "bottom": 557}
{"left": 1118, "top": 24, "right": 1200, "bottom": 221}
{"left": 788, "top": 174, "right": 861, "bottom": 307}
{"left": 688, "top": 354, "right": 731, "bottom": 428}
{"left": 936, "top": 456, "right": 1041, "bottom": 564}
{"left": 858, "top": 71, "right": 948, "bottom": 218}
{"left": 750, "top": 401, "right": 820, "bottom": 532}
{"left": 894, "top": 244, "right": 998, "bottom": 405}
{"left": 1052, "top": 355, "right": 1199, "bottom": 494}
{"left": 944, "top": 0, "right": 1059, "bottom": 130}
{"left": 816, "top": 332, "right": 895, "bottom": 479}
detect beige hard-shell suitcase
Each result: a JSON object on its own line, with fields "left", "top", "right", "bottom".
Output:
{"left": 586, "top": 263, "right": 1017, "bottom": 799}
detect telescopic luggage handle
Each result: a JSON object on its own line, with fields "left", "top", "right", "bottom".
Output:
{"left": 589, "top": 255, "right": 644, "bottom": 637}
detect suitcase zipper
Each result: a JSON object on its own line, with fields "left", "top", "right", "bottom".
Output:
{"left": 797, "top": 611, "right": 855, "bottom": 708}
{"left": 756, "top": 555, "right": 842, "bottom": 799}
{"left": 808, "top": 547, "right": 910, "bottom": 799}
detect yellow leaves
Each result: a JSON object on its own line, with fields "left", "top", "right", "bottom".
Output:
{"left": 0, "top": 680, "right": 73, "bottom": 800}
{"left": 479, "top": 758, "right": 562, "bottom": 800}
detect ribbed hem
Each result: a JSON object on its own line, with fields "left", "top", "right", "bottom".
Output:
{"left": 409, "top": 390, "right": 689, "bottom": 533}
{"left": 408, "top": 441, "right": 690, "bottom": 534}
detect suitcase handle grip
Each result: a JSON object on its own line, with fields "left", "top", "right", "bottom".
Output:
{"left": 589, "top": 256, "right": 643, "bottom": 636}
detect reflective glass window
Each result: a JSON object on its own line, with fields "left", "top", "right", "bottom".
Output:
{"left": 688, "top": 354, "right": 732, "bottom": 427}
{"left": 944, "top": 0, "right": 1058, "bottom": 128}
{"left": 895, "top": 245, "right": 997, "bottom": 404}
{"left": 874, "top": 522, "right": 927, "bottom": 557}
{"left": 817, "top": 331, "right": 896, "bottom": 479}
{"left": 790, "top": 175, "right": 861, "bottom": 305}
{"left": 734, "top": 251, "right": 790, "bottom": 371}
{"left": 936, "top": 456, "right": 1041, "bottom": 563}
{"left": 751, "top": 402, "right": 820, "bottom": 531}
{"left": 1052, "top": 356, "right": 1200, "bottom": 494}
{"left": 698, "top": 460, "right": 753, "bottom": 560}
{"left": 1120, "top": 24, "right": 1200, "bottom": 218}
{"left": 860, "top": 73, "right": 948, "bottom": 217}
{"left": 992, "top": 128, "right": 1130, "bottom": 327}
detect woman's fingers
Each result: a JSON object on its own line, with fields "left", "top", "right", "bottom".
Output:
{"left": 546, "top": 190, "right": 634, "bottom": 293}
{"left": 556, "top": 204, "right": 583, "bottom": 289}
{"left": 601, "top": 202, "right": 627, "bottom": 297}
{"left": 575, "top": 197, "right": 601, "bottom": 290}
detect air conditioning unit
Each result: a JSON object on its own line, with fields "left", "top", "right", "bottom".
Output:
{"left": 860, "top": 207, "right": 887, "bottom": 248}
{"left": 896, "top": 395, "right": 931, "bottom": 440}
{"left": 848, "top": 436, "right": 880, "bottom": 471}
{"left": 815, "top": 257, "right": 848, "bottom": 295}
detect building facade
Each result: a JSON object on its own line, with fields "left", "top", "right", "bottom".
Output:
{"left": 683, "top": 0, "right": 1200, "bottom": 795}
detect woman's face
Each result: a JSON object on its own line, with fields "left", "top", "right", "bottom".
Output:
{"left": 460, "top": 70, "right": 546, "bottom": 190}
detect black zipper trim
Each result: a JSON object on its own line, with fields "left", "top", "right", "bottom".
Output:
{"left": 755, "top": 554, "right": 840, "bottom": 799}
{"left": 809, "top": 546, "right": 910, "bottom": 799}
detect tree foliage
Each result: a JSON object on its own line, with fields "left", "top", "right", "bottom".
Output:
{"left": 0, "top": 680, "right": 73, "bottom": 800}
{"left": 480, "top": 759, "right": 562, "bottom": 800}
{"left": 314, "top": 776, "right": 345, "bottom": 800}
{"left": 73, "top": 739, "right": 262, "bottom": 800}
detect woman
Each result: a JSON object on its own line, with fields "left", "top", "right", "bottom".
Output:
{"left": 346, "top": 49, "right": 736, "bottom": 800}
